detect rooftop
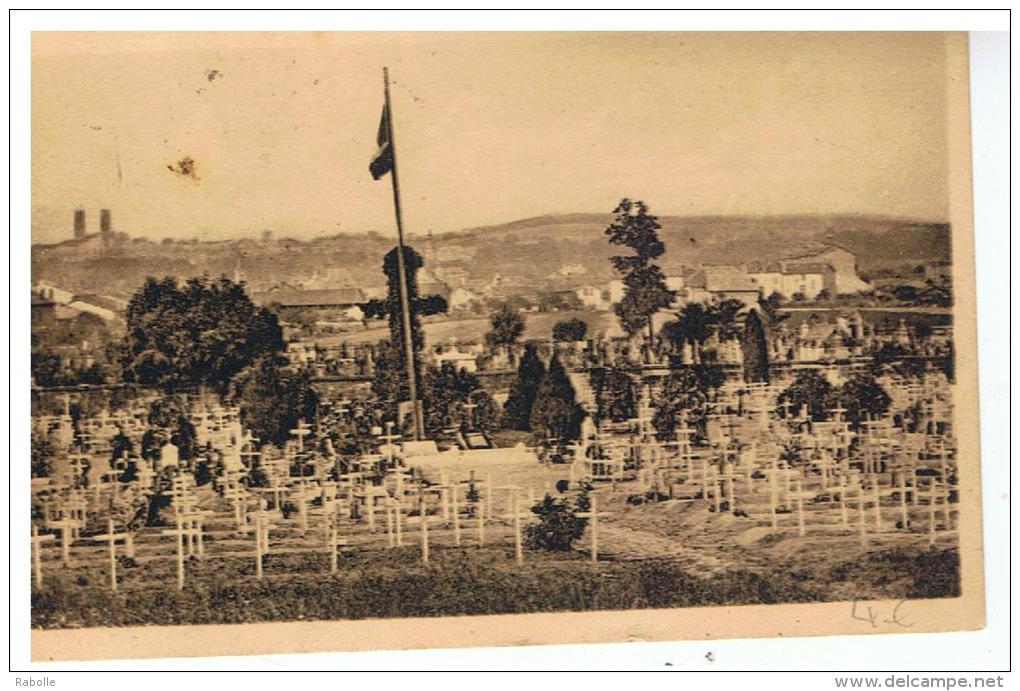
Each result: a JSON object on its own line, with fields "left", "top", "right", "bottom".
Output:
{"left": 252, "top": 288, "right": 366, "bottom": 307}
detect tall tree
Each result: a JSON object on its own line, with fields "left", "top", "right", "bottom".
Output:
{"left": 122, "top": 276, "right": 283, "bottom": 393}
{"left": 741, "top": 308, "right": 770, "bottom": 383}
{"left": 381, "top": 245, "right": 424, "bottom": 392}
{"left": 838, "top": 373, "right": 891, "bottom": 427}
{"left": 485, "top": 303, "right": 526, "bottom": 360}
{"left": 777, "top": 370, "right": 838, "bottom": 421}
{"left": 604, "top": 199, "right": 674, "bottom": 352}
{"left": 529, "top": 353, "right": 584, "bottom": 443}
{"left": 229, "top": 356, "right": 319, "bottom": 446}
{"left": 503, "top": 343, "right": 546, "bottom": 431}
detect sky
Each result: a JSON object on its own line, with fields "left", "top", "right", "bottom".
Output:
{"left": 31, "top": 31, "right": 958, "bottom": 244}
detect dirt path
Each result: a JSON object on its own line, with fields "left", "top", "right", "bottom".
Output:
{"left": 593, "top": 522, "right": 729, "bottom": 572}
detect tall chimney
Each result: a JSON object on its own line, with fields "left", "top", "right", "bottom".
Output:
{"left": 100, "top": 208, "right": 112, "bottom": 235}
{"left": 73, "top": 209, "right": 86, "bottom": 239}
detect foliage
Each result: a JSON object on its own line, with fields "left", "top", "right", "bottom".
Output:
{"left": 502, "top": 343, "right": 546, "bottom": 431}
{"left": 145, "top": 394, "right": 199, "bottom": 460}
{"left": 529, "top": 353, "right": 584, "bottom": 443}
{"left": 741, "top": 309, "right": 770, "bottom": 383}
{"left": 31, "top": 350, "right": 63, "bottom": 387}
{"left": 776, "top": 370, "right": 837, "bottom": 421}
{"left": 371, "top": 341, "right": 410, "bottom": 404}
{"left": 764, "top": 291, "right": 784, "bottom": 310}
{"left": 604, "top": 199, "right": 674, "bottom": 339}
{"left": 537, "top": 291, "right": 583, "bottom": 312}
{"left": 360, "top": 298, "right": 387, "bottom": 320}
{"left": 523, "top": 484, "right": 591, "bottom": 551}
{"left": 837, "top": 373, "right": 891, "bottom": 427}
{"left": 377, "top": 245, "right": 441, "bottom": 399}
{"left": 31, "top": 349, "right": 111, "bottom": 388}
{"left": 662, "top": 302, "right": 711, "bottom": 349}
{"left": 552, "top": 317, "right": 588, "bottom": 342}
{"left": 122, "top": 276, "right": 284, "bottom": 393}
{"left": 420, "top": 362, "right": 499, "bottom": 437}
{"left": 484, "top": 303, "right": 526, "bottom": 354}
{"left": 39, "top": 542, "right": 948, "bottom": 628}
{"left": 661, "top": 298, "right": 744, "bottom": 362}
{"left": 31, "top": 437, "right": 54, "bottom": 478}
{"left": 882, "top": 280, "right": 952, "bottom": 308}
{"left": 591, "top": 367, "right": 636, "bottom": 424}
{"left": 229, "top": 356, "right": 319, "bottom": 446}
{"left": 652, "top": 365, "right": 726, "bottom": 440}
{"left": 708, "top": 299, "right": 745, "bottom": 341}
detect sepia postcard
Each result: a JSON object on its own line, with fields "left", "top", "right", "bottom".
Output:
{"left": 26, "top": 30, "right": 985, "bottom": 663}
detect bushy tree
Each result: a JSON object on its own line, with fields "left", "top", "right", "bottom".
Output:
{"left": 591, "top": 367, "right": 636, "bottom": 424}
{"left": 552, "top": 317, "right": 588, "bottom": 342}
{"left": 523, "top": 484, "right": 591, "bottom": 551}
{"left": 31, "top": 350, "right": 63, "bottom": 387}
{"left": 420, "top": 362, "right": 498, "bottom": 437}
{"left": 662, "top": 302, "right": 711, "bottom": 358}
{"left": 605, "top": 199, "right": 674, "bottom": 347}
{"left": 123, "top": 276, "right": 283, "bottom": 393}
{"left": 529, "top": 353, "right": 584, "bottom": 443}
{"left": 503, "top": 343, "right": 546, "bottom": 431}
{"left": 777, "top": 370, "right": 837, "bottom": 421}
{"left": 485, "top": 303, "right": 525, "bottom": 357}
{"left": 663, "top": 298, "right": 746, "bottom": 364}
{"left": 229, "top": 356, "right": 319, "bottom": 446}
{"left": 707, "top": 298, "right": 744, "bottom": 341}
{"left": 837, "top": 373, "right": 892, "bottom": 427}
{"left": 652, "top": 365, "right": 726, "bottom": 440}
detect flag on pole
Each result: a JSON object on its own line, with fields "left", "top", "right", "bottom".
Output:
{"left": 369, "top": 104, "right": 394, "bottom": 180}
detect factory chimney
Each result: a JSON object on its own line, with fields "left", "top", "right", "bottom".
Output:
{"left": 73, "top": 209, "right": 86, "bottom": 239}
{"left": 99, "top": 208, "right": 112, "bottom": 236}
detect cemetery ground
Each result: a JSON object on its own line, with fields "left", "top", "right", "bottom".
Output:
{"left": 31, "top": 485, "right": 959, "bottom": 629}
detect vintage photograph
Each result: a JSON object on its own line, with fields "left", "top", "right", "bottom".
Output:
{"left": 28, "top": 31, "right": 983, "bottom": 661}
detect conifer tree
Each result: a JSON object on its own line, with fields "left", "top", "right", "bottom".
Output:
{"left": 742, "top": 308, "right": 770, "bottom": 383}
{"left": 529, "top": 353, "right": 584, "bottom": 443}
{"left": 604, "top": 199, "right": 674, "bottom": 354}
{"left": 503, "top": 343, "right": 546, "bottom": 431}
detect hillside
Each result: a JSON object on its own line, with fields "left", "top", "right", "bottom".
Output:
{"left": 31, "top": 213, "right": 950, "bottom": 297}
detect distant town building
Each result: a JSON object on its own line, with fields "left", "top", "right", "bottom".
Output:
{"left": 682, "top": 265, "right": 761, "bottom": 307}
{"left": 748, "top": 262, "right": 828, "bottom": 300}
{"left": 449, "top": 287, "right": 482, "bottom": 311}
{"left": 252, "top": 288, "right": 366, "bottom": 322}
{"left": 558, "top": 263, "right": 588, "bottom": 278}
{"left": 32, "top": 281, "right": 74, "bottom": 305}
{"left": 433, "top": 265, "right": 470, "bottom": 288}
{"left": 67, "top": 297, "right": 118, "bottom": 321}
{"left": 576, "top": 285, "right": 611, "bottom": 311}
{"left": 748, "top": 246, "right": 872, "bottom": 299}
{"left": 31, "top": 283, "right": 123, "bottom": 325}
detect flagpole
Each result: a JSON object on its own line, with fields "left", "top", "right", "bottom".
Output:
{"left": 383, "top": 66, "right": 424, "bottom": 440}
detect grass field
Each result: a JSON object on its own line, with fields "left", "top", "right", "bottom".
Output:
{"left": 31, "top": 542, "right": 958, "bottom": 629}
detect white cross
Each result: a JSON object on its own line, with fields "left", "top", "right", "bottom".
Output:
{"left": 86, "top": 518, "right": 133, "bottom": 591}
{"left": 574, "top": 494, "right": 611, "bottom": 562}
